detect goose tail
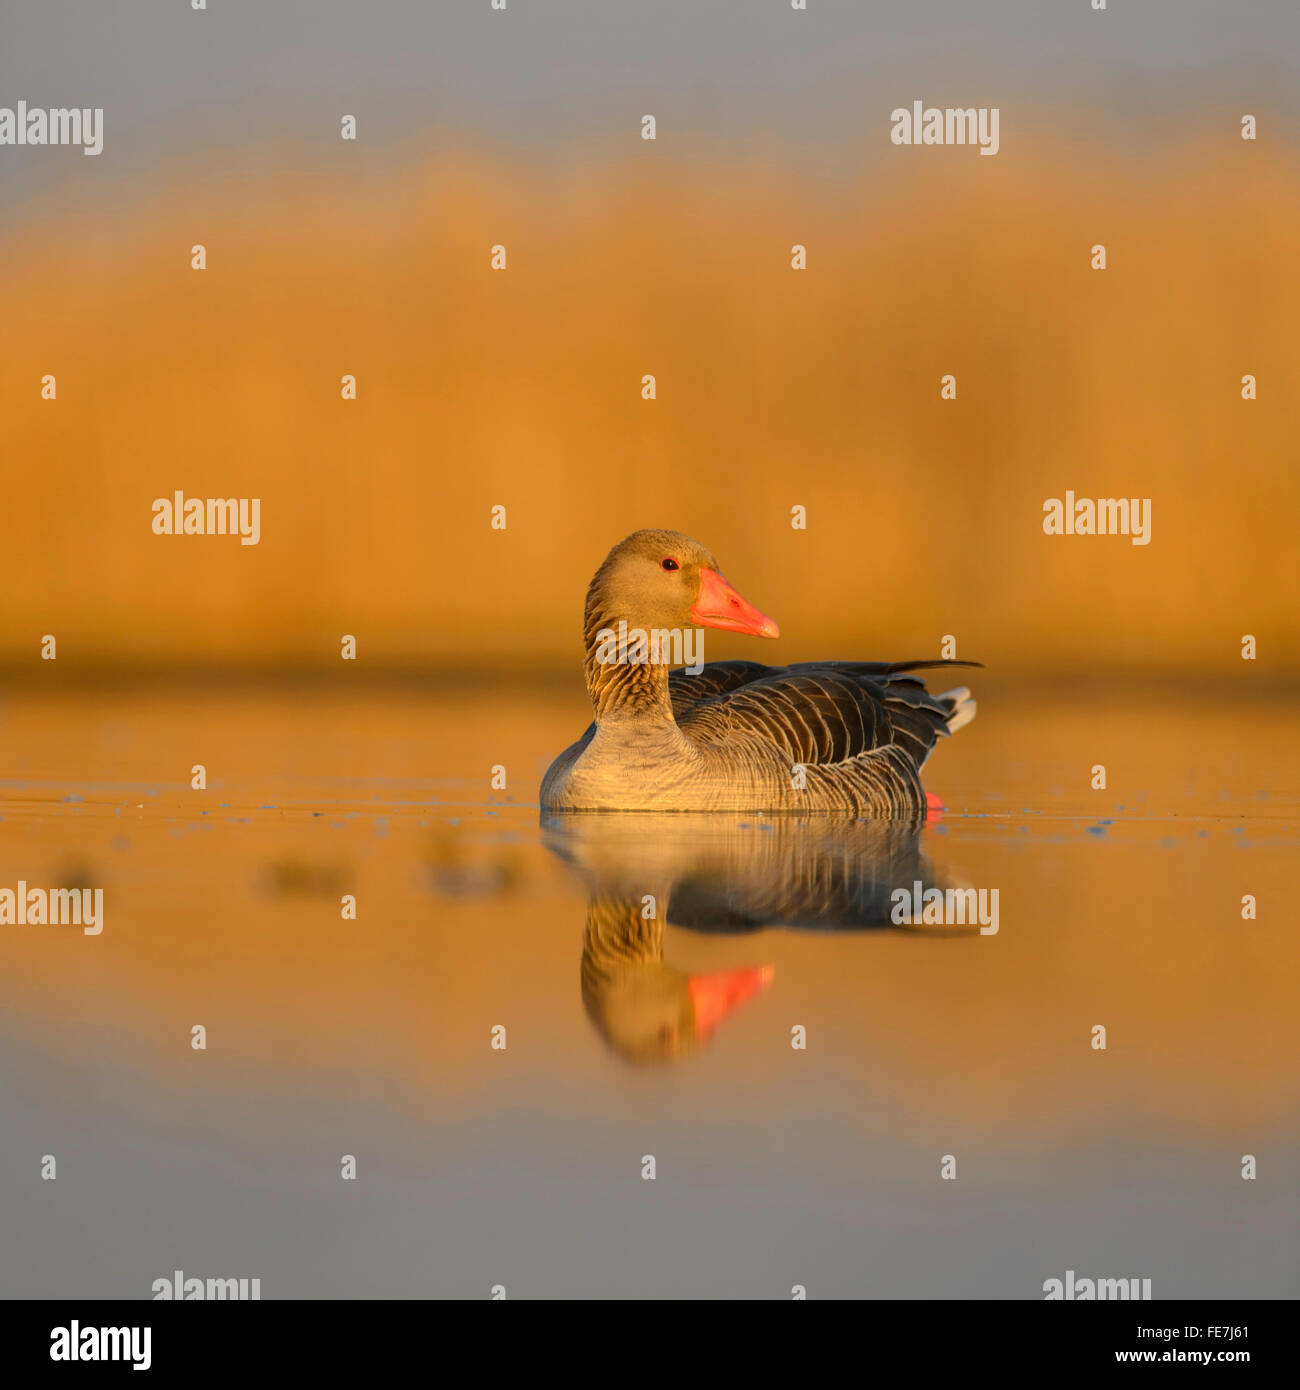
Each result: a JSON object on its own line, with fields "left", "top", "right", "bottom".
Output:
{"left": 939, "top": 686, "right": 977, "bottom": 735}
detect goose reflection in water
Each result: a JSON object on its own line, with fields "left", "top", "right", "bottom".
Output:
{"left": 541, "top": 812, "right": 970, "bottom": 1065}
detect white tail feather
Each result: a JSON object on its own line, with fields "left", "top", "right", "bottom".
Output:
{"left": 941, "top": 687, "right": 976, "bottom": 734}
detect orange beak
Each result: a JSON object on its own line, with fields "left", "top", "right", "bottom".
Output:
{"left": 688, "top": 965, "right": 775, "bottom": 1040}
{"left": 690, "top": 568, "right": 781, "bottom": 638}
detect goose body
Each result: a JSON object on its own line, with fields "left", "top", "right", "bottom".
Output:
{"left": 541, "top": 529, "right": 977, "bottom": 815}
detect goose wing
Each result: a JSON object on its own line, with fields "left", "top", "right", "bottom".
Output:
{"left": 668, "top": 661, "right": 776, "bottom": 717}
{"left": 676, "top": 660, "right": 977, "bottom": 770}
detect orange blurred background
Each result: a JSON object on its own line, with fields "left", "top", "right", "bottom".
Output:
{"left": 2, "top": 136, "right": 1296, "bottom": 683}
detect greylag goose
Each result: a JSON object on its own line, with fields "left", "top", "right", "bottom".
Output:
{"left": 540, "top": 529, "right": 978, "bottom": 814}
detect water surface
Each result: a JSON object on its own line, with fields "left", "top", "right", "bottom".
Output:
{"left": 1, "top": 684, "right": 1295, "bottom": 1298}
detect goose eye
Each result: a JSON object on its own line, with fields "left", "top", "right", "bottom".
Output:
{"left": 661, "top": 557, "right": 679, "bottom": 571}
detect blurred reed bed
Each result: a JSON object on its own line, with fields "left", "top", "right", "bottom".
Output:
{"left": 1, "top": 139, "right": 1296, "bottom": 680}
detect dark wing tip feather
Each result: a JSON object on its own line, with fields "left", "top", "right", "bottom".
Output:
{"left": 881, "top": 658, "right": 984, "bottom": 674}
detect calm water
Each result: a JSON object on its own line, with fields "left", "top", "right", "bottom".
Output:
{"left": 1, "top": 683, "right": 1296, "bottom": 1298}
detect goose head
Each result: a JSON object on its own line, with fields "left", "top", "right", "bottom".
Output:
{"left": 585, "top": 529, "right": 780, "bottom": 640}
